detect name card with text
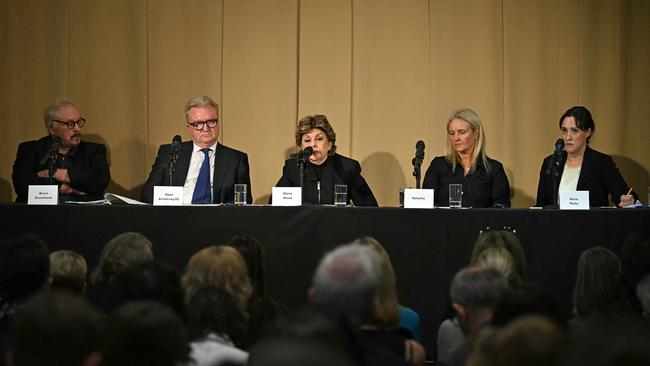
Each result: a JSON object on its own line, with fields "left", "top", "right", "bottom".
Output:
{"left": 28, "top": 185, "right": 58, "bottom": 205}
{"left": 559, "top": 191, "right": 589, "bottom": 210}
{"left": 404, "top": 189, "right": 434, "bottom": 209}
{"left": 272, "top": 187, "right": 302, "bottom": 206}
{"left": 153, "top": 186, "right": 184, "bottom": 206}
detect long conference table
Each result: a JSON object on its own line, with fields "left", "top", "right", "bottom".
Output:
{"left": 1, "top": 203, "right": 649, "bottom": 358}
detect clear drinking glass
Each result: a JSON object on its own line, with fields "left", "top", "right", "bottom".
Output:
{"left": 234, "top": 184, "right": 247, "bottom": 205}
{"left": 334, "top": 184, "right": 347, "bottom": 206}
{"left": 449, "top": 184, "right": 462, "bottom": 208}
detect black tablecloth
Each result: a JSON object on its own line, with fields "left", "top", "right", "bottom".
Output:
{"left": 1, "top": 204, "right": 649, "bottom": 357}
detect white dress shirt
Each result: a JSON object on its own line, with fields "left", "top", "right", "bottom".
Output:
{"left": 183, "top": 142, "right": 218, "bottom": 205}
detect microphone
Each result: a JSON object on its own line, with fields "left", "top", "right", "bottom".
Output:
{"left": 546, "top": 139, "right": 565, "bottom": 176}
{"left": 412, "top": 140, "right": 425, "bottom": 188}
{"left": 291, "top": 146, "right": 314, "bottom": 160}
{"left": 39, "top": 137, "right": 61, "bottom": 166}
{"left": 171, "top": 135, "right": 182, "bottom": 153}
{"left": 415, "top": 140, "right": 425, "bottom": 161}
{"left": 554, "top": 139, "right": 564, "bottom": 156}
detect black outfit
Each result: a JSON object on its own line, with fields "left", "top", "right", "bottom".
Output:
{"left": 536, "top": 146, "right": 636, "bottom": 207}
{"left": 12, "top": 136, "right": 110, "bottom": 202}
{"left": 273, "top": 153, "right": 378, "bottom": 206}
{"left": 422, "top": 156, "right": 511, "bottom": 208}
{"left": 141, "top": 141, "right": 252, "bottom": 204}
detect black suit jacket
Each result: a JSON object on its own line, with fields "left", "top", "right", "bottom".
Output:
{"left": 12, "top": 136, "right": 110, "bottom": 203}
{"left": 141, "top": 141, "right": 252, "bottom": 204}
{"left": 274, "top": 153, "right": 378, "bottom": 206}
{"left": 536, "top": 146, "right": 635, "bottom": 207}
{"left": 422, "top": 156, "right": 511, "bottom": 208}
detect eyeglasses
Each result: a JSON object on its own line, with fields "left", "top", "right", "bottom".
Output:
{"left": 51, "top": 118, "right": 86, "bottom": 129}
{"left": 479, "top": 226, "right": 517, "bottom": 235}
{"left": 188, "top": 119, "right": 218, "bottom": 130}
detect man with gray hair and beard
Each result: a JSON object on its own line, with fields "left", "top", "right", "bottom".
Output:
{"left": 12, "top": 100, "right": 110, "bottom": 202}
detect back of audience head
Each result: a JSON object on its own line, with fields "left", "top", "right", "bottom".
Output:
{"left": 0, "top": 234, "right": 50, "bottom": 303}
{"left": 475, "top": 247, "right": 515, "bottom": 281}
{"left": 310, "top": 243, "right": 381, "bottom": 325}
{"left": 450, "top": 266, "right": 508, "bottom": 335}
{"left": 10, "top": 291, "right": 103, "bottom": 366}
{"left": 99, "top": 260, "right": 186, "bottom": 319}
{"left": 182, "top": 245, "right": 253, "bottom": 312}
{"left": 636, "top": 274, "right": 650, "bottom": 318}
{"left": 102, "top": 301, "right": 189, "bottom": 366}
{"left": 50, "top": 250, "right": 87, "bottom": 295}
{"left": 228, "top": 234, "right": 266, "bottom": 299}
{"left": 187, "top": 286, "right": 248, "bottom": 348}
{"left": 352, "top": 236, "right": 400, "bottom": 330}
{"left": 492, "top": 281, "right": 561, "bottom": 327}
{"left": 572, "top": 246, "right": 623, "bottom": 318}
{"left": 472, "top": 228, "right": 527, "bottom": 283}
{"left": 90, "top": 232, "right": 153, "bottom": 287}
{"left": 620, "top": 229, "right": 650, "bottom": 312}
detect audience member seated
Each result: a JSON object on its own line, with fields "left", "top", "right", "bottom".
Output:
{"left": 9, "top": 291, "right": 103, "bottom": 366}
{"left": 187, "top": 286, "right": 249, "bottom": 366}
{"left": 309, "top": 243, "right": 413, "bottom": 366}
{"left": 95, "top": 260, "right": 186, "bottom": 318}
{"left": 89, "top": 232, "right": 154, "bottom": 288}
{"left": 102, "top": 301, "right": 189, "bottom": 366}
{"left": 0, "top": 234, "right": 50, "bottom": 366}
{"left": 49, "top": 249, "right": 88, "bottom": 295}
{"left": 569, "top": 246, "right": 634, "bottom": 334}
{"left": 353, "top": 237, "right": 425, "bottom": 365}
{"left": 442, "top": 266, "right": 508, "bottom": 366}
{"left": 228, "top": 234, "right": 287, "bottom": 346}
{"left": 636, "top": 274, "right": 650, "bottom": 318}
{"left": 471, "top": 228, "right": 528, "bottom": 284}
{"left": 620, "top": 229, "right": 650, "bottom": 314}
{"left": 491, "top": 281, "right": 561, "bottom": 327}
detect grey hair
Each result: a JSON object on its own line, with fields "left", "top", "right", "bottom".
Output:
{"left": 635, "top": 274, "right": 650, "bottom": 316}
{"left": 184, "top": 96, "right": 219, "bottom": 122}
{"left": 450, "top": 266, "right": 508, "bottom": 312}
{"left": 43, "top": 100, "right": 77, "bottom": 128}
{"left": 311, "top": 244, "right": 381, "bottom": 323}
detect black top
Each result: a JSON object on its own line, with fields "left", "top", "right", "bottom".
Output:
{"left": 422, "top": 156, "right": 511, "bottom": 208}
{"left": 274, "top": 153, "right": 378, "bottom": 206}
{"left": 12, "top": 136, "right": 110, "bottom": 202}
{"left": 141, "top": 141, "right": 252, "bottom": 204}
{"left": 536, "top": 146, "right": 636, "bottom": 207}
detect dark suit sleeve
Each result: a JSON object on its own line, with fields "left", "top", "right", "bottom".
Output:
{"left": 422, "top": 159, "right": 440, "bottom": 190}
{"left": 536, "top": 157, "right": 552, "bottom": 207}
{"left": 274, "top": 160, "right": 295, "bottom": 187}
{"left": 491, "top": 162, "right": 511, "bottom": 207}
{"left": 140, "top": 145, "right": 169, "bottom": 203}
{"left": 348, "top": 161, "right": 378, "bottom": 207}
{"left": 601, "top": 155, "right": 636, "bottom": 205}
{"left": 238, "top": 153, "right": 253, "bottom": 204}
{"left": 12, "top": 142, "right": 50, "bottom": 201}
{"left": 67, "top": 144, "right": 110, "bottom": 196}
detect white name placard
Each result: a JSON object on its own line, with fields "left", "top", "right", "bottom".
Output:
{"left": 559, "top": 191, "right": 590, "bottom": 210}
{"left": 272, "top": 187, "right": 302, "bottom": 206}
{"left": 28, "top": 185, "right": 58, "bottom": 205}
{"left": 404, "top": 189, "right": 434, "bottom": 209}
{"left": 153, "top": 186, "right": 184, "bottom": 206}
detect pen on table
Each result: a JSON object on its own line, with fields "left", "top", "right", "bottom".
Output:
{"left": 625, "top": 187, "right": 633, "bottom": 196}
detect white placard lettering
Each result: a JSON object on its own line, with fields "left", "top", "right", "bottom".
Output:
{"left": 153, "top": 186, "right": 184, "bottom": 206}
{"left": 559, "top": 191, "right": 590, "bottom": 210}
{"left": 404, "top": 189, "right": 434, "bottom": 209}
{"left": 272, "top": 187, "right": 302, "bottom": 206}
{"left": 28, "top": 185, "right": 58, "bottom": 205}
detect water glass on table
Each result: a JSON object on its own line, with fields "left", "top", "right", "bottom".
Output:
{"left": 334, "top": 184, "right": 347, "bottom": 206}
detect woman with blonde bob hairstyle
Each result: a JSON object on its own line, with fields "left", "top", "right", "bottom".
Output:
{"left": 182, "top": 245, "right": 253, "bottom": 312}
{"left": 423, "top": 108, "right": 511, "bottom": 208}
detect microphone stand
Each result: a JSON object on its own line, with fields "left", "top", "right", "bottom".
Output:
{"left": 412, "top": 156, "right": 423, "bottom": 189}
{"left": 544, "top": 152, "right": 563, "bottom": 209}
{"left": 48, "top": 148, "right": 58, "bottom": 185}
{"left": 298, "top": 154, "right": 307, "bottom": 201}
{"left": 168, "top": 150, "right": 179, "bottom": 186}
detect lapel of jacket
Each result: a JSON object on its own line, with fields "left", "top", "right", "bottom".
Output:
{"left": 213, "top": 143, "right": 232, "bottom": 199}
{"left": 174, "top": 142, "right": 193, "bottom": 186}
{"left": 576, "top": 147, "right": 593, "bottom": 190}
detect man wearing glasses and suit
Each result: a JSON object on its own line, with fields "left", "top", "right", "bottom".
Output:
{"left": 12, "top": 100, "right": 111, "bottom": 203}
{"left": 141, "top": 96, "right": 252, "bottom": 205}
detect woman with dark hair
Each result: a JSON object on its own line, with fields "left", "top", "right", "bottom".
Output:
{"left": 273, "top": 114, "right": 378, "bottom": 206}
{"left": 536, "top": 106, "right": 637, "bottom": 207}
{"left": 572, "top": 247, "right": 624, "bottom": 319}
{"left": 228, "top": 234, "right": 286, "bottom": 346}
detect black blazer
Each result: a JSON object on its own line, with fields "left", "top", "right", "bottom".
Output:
{"left": 12, "top": 136, "right": 110, "bottom": 202}
{"left": 536, "top": 146, "right": 635, "bottom": 207}
{"left": 274, "top": 153, "right": 378, "bottom": 206}
{"left": 422, "top": 156, "right": 511, "bottom": 208}
{"left": 141, "top": 141, "right": 252, "bottom": 204}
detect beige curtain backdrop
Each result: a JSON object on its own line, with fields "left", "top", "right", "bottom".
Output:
{"left": 1, "top": 0, "right": 648, "bottom": 207}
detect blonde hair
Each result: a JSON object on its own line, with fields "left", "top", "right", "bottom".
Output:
{"left": 475, "top": 247, "right": 515, "bottom": 281}
{"left": 90, "top": 232, "right": 154, "bottom": 286}
{"left": 50, "top": 250, "right": 87, "bottom": 280}
{"left": 184, "top": 96, "right": 219, "bottom": 122}
{"left": 354, "top": 236, "right": 400, "bottom": 330}
{"left": 446, "top": 108, "right": 489, "bottom": 173}
{"left": 182, "top": 245, "right": 252, "bottom": 311}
